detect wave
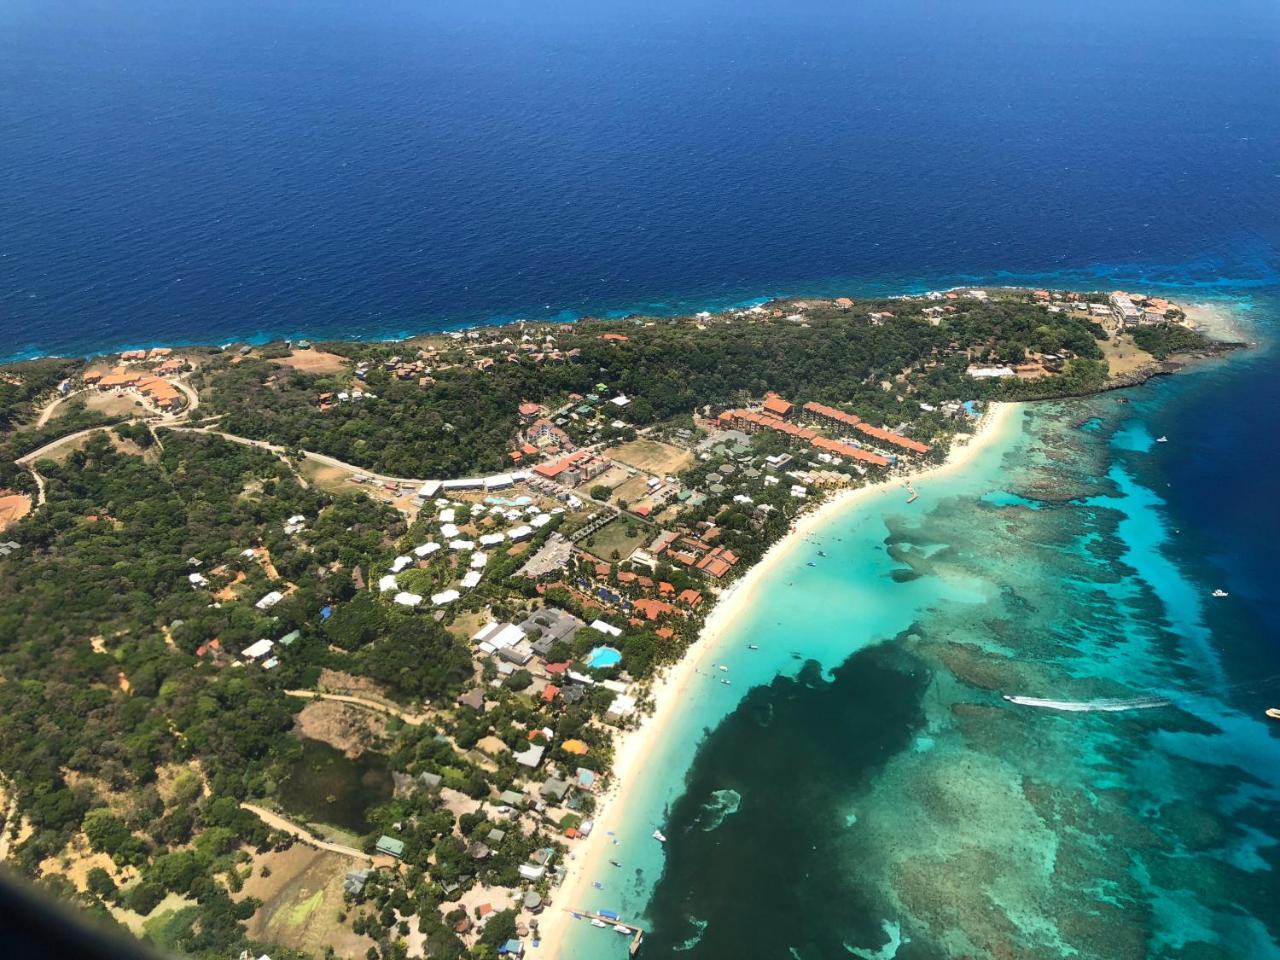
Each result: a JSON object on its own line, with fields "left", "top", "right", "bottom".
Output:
{"left": 1002, "top": 694, "right": 1171, "bottom": 712}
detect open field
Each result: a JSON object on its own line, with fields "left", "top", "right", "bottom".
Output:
{"left": 608, "top": 474, "right": 651, "bottom": 507}
{"left": 579, "top": 515, "right": 644, "bottom": 561}
{"left": 274, "top": 349, "right": 349, "bottom": 374}
{"left": 239, "top": 845, "right": 376, "bottom": 958}
{"left": 1099, "top": 334, "right": 1156, "bottom": 377}
{"left": 300, "top": 460, "right": 354, "bottom": 495}
{"left": 54, "top": 391, "right": 145, "bottom": 421}
{"left": 605, "top": 438, "right": 693, "bottom": 476}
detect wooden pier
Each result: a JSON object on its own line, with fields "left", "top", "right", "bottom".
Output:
{"left": 565, "top": 907, "right": 645, "bottom": 956}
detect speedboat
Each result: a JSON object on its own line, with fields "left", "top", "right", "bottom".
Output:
{"left": 806, "top": 561, "right": 816, "bottom": 568}
{"left": 718, "top": 664, "right": 729, "bottom": 672}
{"left": 652, "top": 829, "right": 667, "bottom": 843}
{"left": 609, "top": 859, "right": 621, "bottom": 868}
{"left": 613, "top": 924, "right": 633, "bottom": 934}
{"left": 1212, "top": 589, "right": 1229, "bottom": 598}
{"left": 720, "top": 678, "right": 731, "bottom": 685}
{"left": 1156, "top": 436, "right": 1168, "bottom": 443}
{"left": 818, "top": 550, "right": 827, "bottom": 557}
{"left": 591, "top": 919, "right": 608, "bottom": 928}
{"left": 1267, "top": 708, "right": 1280, "bottom": 721}
{"left": 748, "top": 644, "right": 759, "bottom": 650}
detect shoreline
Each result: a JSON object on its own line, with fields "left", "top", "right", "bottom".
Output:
{"left": 2, "top": 281, "right": 1255, "bottom": 368}
{"left": 535, "top": 402, "right": 1020, "bottom": 957}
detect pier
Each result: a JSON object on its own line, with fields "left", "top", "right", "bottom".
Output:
{"left": 565, "top": 907, "right": 646, "bottom": 956}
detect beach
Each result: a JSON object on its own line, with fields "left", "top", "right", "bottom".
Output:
{"left": 534, "top": 401, "right": 1020, "bottom": 957}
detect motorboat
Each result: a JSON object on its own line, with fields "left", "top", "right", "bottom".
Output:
{"left": 591, "top": 919, "right": 608, "bottom": 928}
{"left": 1266, "top": 708, "right": 1280, "bottom": 721}
{"left": 652, "top": 829, "right": 666, "bottom": 843}
{"left": 1156, "top": 436, "right": 1168, "bottom": 443}
{"left": 748, "top": 644, "right": 759, "bottom": 650}
{"left": 613, "top": 924, "right": 633, "bottom": 934}
{"left": 718, "top": 664, "right": 729, "bottom": 672}
{"left": 1212, "top": 589, "right": 1229, "bottom": 598}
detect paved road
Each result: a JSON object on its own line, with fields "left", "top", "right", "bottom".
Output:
{"left": 286, "top": 689, "right": 429, "bottom": 726}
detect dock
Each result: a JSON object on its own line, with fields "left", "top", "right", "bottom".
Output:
{"left": 566, "top": 907, "right": 646, "bottom": 956}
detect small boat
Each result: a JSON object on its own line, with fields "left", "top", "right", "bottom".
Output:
{"left": 720, "top": 678, "right": 731, "bottom": 685}
{"left": 818, "top": 550, "right": 828, "bottom": 557}
{"left": 748, "top": 644, "right": 759, "bottom": 650}
{"left": 718, "top": 664, "right": 729, "bottom": 672}
{"left": 613, "top": 924, "right": 633, "bottom": 934}
{"left": 652, "top": 829, "right": 667, "bottom": 843}
{"left": 1212, "top": 589, "right": 1229, "bottom": 598}
{"left": 592, "top": 881, "right": 604, "bottom": 890}
{"left": 591, "top": 919, "right": 608, "bottom": 928}
{"left": 806, "top": 561, "right": 816, "bottom": 568}
{"left": 1156, "top": 436, "right": 1168, "bottom": 443}
{"left": 1266, "top": 708, "right": 1280, "bottom": 721}
{"left": 609, "top": 859, "right": 621, "bottom": 868}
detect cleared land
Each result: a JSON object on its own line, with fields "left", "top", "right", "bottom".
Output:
{"left": 605, "top": 438, "right": 693, "bottom": 476}
{"left": 0, "top": 493, "right": 31, "bottom": 532}
{"left": 274, "top": 350, "right": 349, "bottom": 374}
{"left": 239, "top": 845, "right": 376, "bottom": 959}
{"left": 1099, "top": 334, "right": 1156, "bottom": 377}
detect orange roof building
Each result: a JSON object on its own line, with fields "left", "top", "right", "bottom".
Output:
{"left": 855, "top": 422, "right": 929, "bottom": 455}
{"left": 761, "top": 394, "right": 793, "bottom": 419}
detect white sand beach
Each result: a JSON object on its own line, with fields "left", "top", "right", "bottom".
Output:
{"left": 534, "top": 402, "right": 1020, "bottom": 958}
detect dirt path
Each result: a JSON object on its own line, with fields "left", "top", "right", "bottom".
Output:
{"left": 239, "top": 803, "right": 394, "bottom": 866}
{"left": 285, "top": 689, "right": 429, "bottom": 726}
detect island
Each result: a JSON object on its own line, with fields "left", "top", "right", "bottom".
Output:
{"left": 0, "top": 287, "right": 1234, "bottom": 960}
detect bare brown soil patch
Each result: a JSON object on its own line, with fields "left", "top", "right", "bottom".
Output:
{"left": 294, "top": 699, "right": 388, "bottom": 759}
{"left": 275, "top": 350, "right": 349, "bottom": 374}
{"left": 0, "top": 494, "right": 31, "bottom": 532}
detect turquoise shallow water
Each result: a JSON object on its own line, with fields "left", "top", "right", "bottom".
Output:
{"left": 556, "top": 294, "right": 1280, "bottom": 960}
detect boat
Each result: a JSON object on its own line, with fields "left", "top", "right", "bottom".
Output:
{"left": 652, "top": 829, "right": 666, "bottom": 843}
{"left": 748, "top": 644, "right": 759, "bottom": 650}
{"left": 806, "top": 561, "right": 816, "bottom": 568}
{"left": 609, "top": 859, "right": 621, "bottom": 868}
{"left": 1267, "top": 708, "right": 1280, "bottom": 721}
{"left": 1212, "top": 589, "right": 1229, "bottom": 598}
{"left": 614, "top": 924, "right": 633, "bottom": 934}
{"left": 818, "top": 550, "right": 827, "bottom": 557}
{"left": 720, "top": 678, "right": 731, "bottom": 685}
{"left": 1156, "top": 435, "right": 1168, "bottom": 443}
{"left": 591, "top": 919, "right": 608, "bottom": 928}
{"left": 718, "top": 664, "right": 729, "bottom": 672}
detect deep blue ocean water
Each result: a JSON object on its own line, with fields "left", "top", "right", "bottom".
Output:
{"left": 2, "top": 0, "right": 1278, "bottom": 360}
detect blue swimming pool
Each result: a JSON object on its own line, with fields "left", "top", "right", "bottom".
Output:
{"left": 585, "top": 646, "right": 623, "bottom": 669}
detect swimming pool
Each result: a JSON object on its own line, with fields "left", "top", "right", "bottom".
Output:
{"left": 585, "top": 645, "right": 623, "bottom": 669}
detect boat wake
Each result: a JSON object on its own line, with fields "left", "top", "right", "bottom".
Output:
{"left": 1002, "top": 694, "right": 1171, "bottom": 712}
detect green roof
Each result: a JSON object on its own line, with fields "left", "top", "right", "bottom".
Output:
{"left": 376, "top": 836, "right": 405, "bottom": 857}
{"left": 277, "top": 630, "right": 301, "bottom": 646}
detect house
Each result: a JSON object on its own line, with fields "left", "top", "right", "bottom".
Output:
{"left": 498, "top": 789, "right": 525, "bottom": 808}
{"left": 254, "top": 590, "right": 284, "bottom": 611}
{"left": 343, "top": 869, "right": 371, "bottom": 897}
{"left": 539, "top": 778, "right": 570, "bottom": 803}
{"left": 375, "top": 836, "right": 406, "bottom": 859}
{"left": 458, "top": 688, "right": 486, "bottom": 711}
{"left": 606, "top": 694, "right": 637, "bottom": 723}
{"left": 241, "top": 639, "right": 273, "bottom": 660}
{"left": 420, "top": 772, "right": 443, "bottom": 790}
{"left": 514, "top": 743, "right": 545, "bottom": 769}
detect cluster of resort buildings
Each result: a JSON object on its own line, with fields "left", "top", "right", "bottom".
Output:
{"left": 79, "top": 348, "right": 191, "bottom": 412}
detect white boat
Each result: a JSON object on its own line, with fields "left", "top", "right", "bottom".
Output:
{"left": 720, "top": 678, "right": 731, "bottom": 685}
{"left": 652, "top": 829, "right": 666, "bottom": 843}
{"left": 1156, "top": 436, "right": 1168, "bottom": 443}
{"left": 748, "top": 644, "right": 759, "bottom": 650}
{"left": 591, "top": 919, "right": 607, "bottom": 928}
{"left": 717, "top": 664, "right": 729, "bottom": 672}
{"left": 1212, "top": 589, "right": 1229, "bottom": 597}
{"left": 613, "top": 924, "right": 632, "bottom": 934}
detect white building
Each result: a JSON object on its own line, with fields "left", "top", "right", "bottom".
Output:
{"left": 255, "top": 591, "right": 284, "bottom": 611}
{"left": 393, "top": 592, "right": 423, "bottom": 607}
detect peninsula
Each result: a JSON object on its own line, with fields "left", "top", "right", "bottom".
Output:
{"left": 0, "top": 287, "right": 1231, "bottom": 960}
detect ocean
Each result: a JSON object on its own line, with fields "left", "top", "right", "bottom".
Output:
{"left": 1, "top": 0, "right": 1277, "bottom": 360}
{"left": 4, "top": 1, "right": 1280, "bottom": 957}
